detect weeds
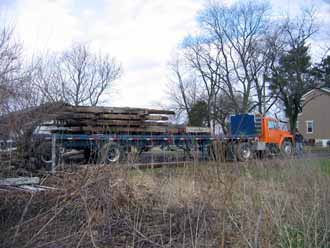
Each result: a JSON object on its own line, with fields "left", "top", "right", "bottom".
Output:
{"left": 0, "top": 158, "right": 330, "bottom": 247}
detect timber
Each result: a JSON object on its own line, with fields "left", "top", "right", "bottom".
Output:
{"left": 64, "top": 105, "right": 175, "bottom": 115}
{"left": 49, "top": 125, "right": 186, "bottom": 134}
{"left": 0, "top": 177, "right": 40, "bottom": 186}
{"left": 0, "top": 102, "right": 210, "bottom": 135}
{"left": 45, "top": 105, "right": 175, "bottom": 134}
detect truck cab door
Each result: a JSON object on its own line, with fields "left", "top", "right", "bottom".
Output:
{"left": 267, "top": 120, "right": 282, "bottom": 145}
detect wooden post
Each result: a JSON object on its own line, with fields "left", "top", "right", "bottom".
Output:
{"left": 51, "top": 134, "right": 56, "bottom": 174}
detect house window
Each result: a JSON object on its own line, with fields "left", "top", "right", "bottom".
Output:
{"left": 306, "top": 120, "right": 314, "bottom": 134}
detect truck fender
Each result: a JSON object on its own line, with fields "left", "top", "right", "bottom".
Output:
{"left": 280, "top": 137, "right": 293, "bottom": 146}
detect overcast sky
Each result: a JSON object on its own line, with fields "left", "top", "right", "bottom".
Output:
{"left": 1, "top": 0, "right": 329, "bottom": 108}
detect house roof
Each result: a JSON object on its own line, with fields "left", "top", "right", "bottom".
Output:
{"left": 301, "top": 87, "right": 330, "bottom": 100}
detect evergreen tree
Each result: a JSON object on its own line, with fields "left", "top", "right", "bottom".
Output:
{"left": 188, "top": 101, "right": 208, "bottom": 127}
{"left": 270, "top": 43, "right": 315, "bottom": 133}
{"left": 312, "top": 55, "right": 330, "bottom": 88}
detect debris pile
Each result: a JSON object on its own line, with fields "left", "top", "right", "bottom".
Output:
{"left": 0, "top": 177, "right": 56, "bottom": 192}
{"left": 0, "top": 168, "right": 218, "bottom": 248}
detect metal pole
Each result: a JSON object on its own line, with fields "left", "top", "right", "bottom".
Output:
{"left": 51, "top": 134, "right": 56, "bottom": 174}
{"left": 202, "top": 141, "right": 207, "bottom": 160}
{"left": 263, "top": 80, "right": 266, "bottom": 115}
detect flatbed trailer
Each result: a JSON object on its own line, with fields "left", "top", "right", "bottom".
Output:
{"left": 33, "top": 132, "right": 214, "bottom": 171}
{"left": 30, "top": 113, "right": 295, "bottom": 171}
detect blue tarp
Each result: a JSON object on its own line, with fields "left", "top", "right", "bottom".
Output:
{"left": 230, "top": 114, "right": 258, "bottom": 137}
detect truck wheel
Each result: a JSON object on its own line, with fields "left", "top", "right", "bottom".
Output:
{"left": 281, "top": 140, "right": 293, "bottom": 157}
{"left": 265, "top": 144, "right": 279, "bottom": 158}
{"left": 236, "top": 142, "right": 253, "bottom": 161}
{"left": 98, "top": 143, "right": 121, "bottom": 164}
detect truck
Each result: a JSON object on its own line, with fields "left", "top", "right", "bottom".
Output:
{"left": 0, "top": 105, "right": 294, "bottom": 170}
{"left": 225, "top": 114, "right": 294, "bottom": 161}
{"left": 30, "top": 113, "right": 294, "bottom": 168}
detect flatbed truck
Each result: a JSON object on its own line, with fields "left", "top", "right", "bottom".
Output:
{"left": 25, "top": 113, "right": 294, "bottom": 171}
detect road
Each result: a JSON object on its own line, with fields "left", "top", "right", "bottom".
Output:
{"left": 300, "top": 151, "right": 330, "bottom": 159}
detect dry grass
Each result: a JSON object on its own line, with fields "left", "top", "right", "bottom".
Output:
{"left": 1, "top": 158, "right": 330, "bottom": 247}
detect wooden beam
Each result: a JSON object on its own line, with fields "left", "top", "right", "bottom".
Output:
{"left": 63, "top": 106, "right": 175, "bottom": 115}
{"left": 0, "top": 177, "right": 40, "bottom": 186}
{"left": 145, "top": 115, "right": 169, "bottom": 121}
{"left": 51, "top": 126, "right": 184, "bottom": 134}
{"left": 63, "top": 119, "right": 143, "bottom": 127}
{"left": 96, "top": 114, "right": 143, "bottom": 120}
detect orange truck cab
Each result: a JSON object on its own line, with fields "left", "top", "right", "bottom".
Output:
{"left": 228, "top": 114, "right": 294, "bottom": 161}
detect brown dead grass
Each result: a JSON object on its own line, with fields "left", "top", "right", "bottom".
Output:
{"left": 1, "top": 158, "right": 330, "bottom": 247}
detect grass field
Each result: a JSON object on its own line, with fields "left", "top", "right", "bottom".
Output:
{"left": 1, "top": 158, "right": 330, "bottom": 247}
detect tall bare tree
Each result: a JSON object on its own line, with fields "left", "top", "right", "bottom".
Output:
{"left": 0, "top": 23, "right": 45, "bottom": 154}
{"left": 196, "top": 0, "right": 271, "bottom": 114}
{"left": 247, "top": 26, "right": 286, "bottom": 114}
{"left": 34, "top": 43, "right": 122, "bottom": 106}
{"left": 0, "top": 24, "right": 30, "bottom": 113}
{"left": 167, "top": 55, "right": 203, "bottom": 123}
{"left": 183, "top": 37, "right": 222, "bottom": 128}
{"left": 168, "top": 1, "right": 275, "bottom": 132}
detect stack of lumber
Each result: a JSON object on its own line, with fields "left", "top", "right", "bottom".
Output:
{"left": 0, "top": 103, "right": 211, "bottom": 135}
{"left": 44, "top": 105, "right": 183, "bottom": 134}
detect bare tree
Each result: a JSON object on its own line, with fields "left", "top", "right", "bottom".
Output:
{"left": 196, "top": 0, "right": 271, "bottom": 114}
{"left": 0, "top": 24, "right": 31, "bottom": 113}
{"left": 167, "top": 55, "right": 202, "bottom": 123}
{"left": 34, "top": 43, "right": 122, "bottom": 106}
{"left": 247, "top": 26, "right": 286, "bottom": 114}
{"left": 168, "top": 1, "right": 273, "bottom": 132}
{"left": 0, "top": 22, "right": 46, "bottom": 159}
{"left": 182, "top": 38, "right": 222, "bottom": 128}
{"left": 168, "top": 49, "right": 240, "bottom": 133}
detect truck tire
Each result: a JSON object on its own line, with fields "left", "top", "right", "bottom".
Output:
{"left": 236, "top": 142, "right": 253, "bottom": 161}
{"left": 281, "top": 140, "right": 293, "bottom": 157}
{"left": 265, "top": 144, "right": 279, "bottom": 158}
{"left": 98, "top": 143, "right": 122, "bottom": 164}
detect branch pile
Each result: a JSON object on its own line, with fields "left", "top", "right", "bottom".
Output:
{"left": 0, "top": 167, "right": 219, "bottom": 248}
